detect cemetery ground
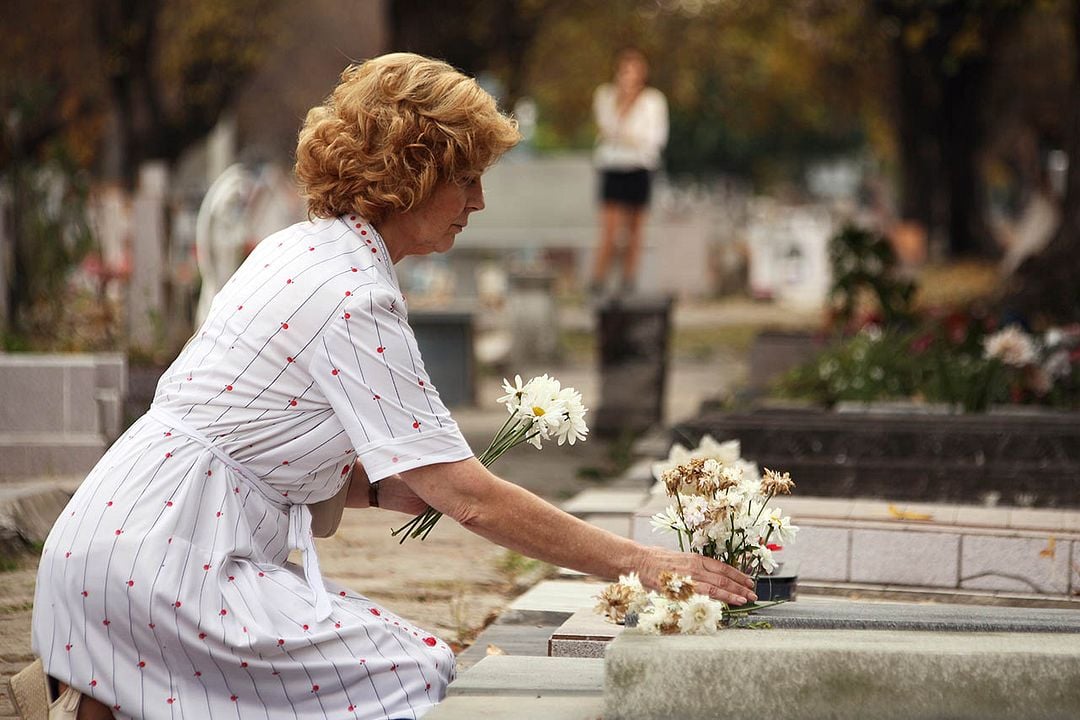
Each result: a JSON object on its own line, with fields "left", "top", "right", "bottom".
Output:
{"left": 0, "top": 296, "right": 817, "bottom": 718}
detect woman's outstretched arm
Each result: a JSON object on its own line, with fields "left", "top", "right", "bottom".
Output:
{"left": 399, "top": 457, "right": 757, "bottom": 606}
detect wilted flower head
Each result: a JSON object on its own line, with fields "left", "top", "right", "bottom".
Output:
{"left": 761, "top": 468, "right": 795, "bottom": 496}
{"left": 661, "top": 457, "right": 723, "bottom": 497}
{"left": 594, "top": 573, "right": 647, "bottom": 624}
{"left": 658, "top": 571, "right": 696, "bottom": 602}
{"left": 983, "top": 326, "right": 1037, "bottom": 367}
{"left": 718, "top": 465, "right": 742, "bottom": 491}
{"left": 651, "top": 435, "right": 742, "bottom": 480}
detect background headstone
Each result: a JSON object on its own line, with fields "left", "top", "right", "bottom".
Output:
{"left": 595, "top": 296, "right": 673, "bottom": 438}
{"left": 128, "top": 161, "right": 169, "bottom": 349}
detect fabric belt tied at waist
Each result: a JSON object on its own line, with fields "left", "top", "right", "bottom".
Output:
{"left": 147, "top": 405, "right": 333, "bottom": 622}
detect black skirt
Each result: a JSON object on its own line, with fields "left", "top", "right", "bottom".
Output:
{"left": 599, "top": 168, "right": 651, "bottom": 208}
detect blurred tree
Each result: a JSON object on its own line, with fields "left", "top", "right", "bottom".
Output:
{"left": 94, "top": 0, "right": 285, "bottom": 188}
{"left": 388, "top": 0, "right": 566, "bottom": 107}
{"left": 0, "top": 0, "right": 285, "bottom": 188}
{"left": 873, "top": 0, "right": 1032, "bottom": 257}
{"left": 0, "top": 0, "right": 285, "bottom": 337}
{"left": 1004, "top": 0, "right": 1080, "bottom": 324}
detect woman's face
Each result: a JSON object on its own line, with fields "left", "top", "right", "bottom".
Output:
{"left": 615, "top": 55, "right": 648, "bottom": 93}
{"left": 386, "top": 175, "right": 485, "bottom": 260}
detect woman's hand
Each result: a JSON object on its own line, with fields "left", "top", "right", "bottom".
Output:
{"left": 636, "top": 547, "right": 757, "bottom": 606}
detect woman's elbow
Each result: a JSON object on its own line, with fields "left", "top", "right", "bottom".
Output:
{"left": 443, "top": 498, "right": 483, "bottom": 528}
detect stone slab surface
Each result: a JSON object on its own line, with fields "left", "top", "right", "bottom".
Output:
{"left": 549, "top": 609, "right": 621, "bottom": 658}
{"left": 750, "top": 596, "right": 1080, "bottom": 632}
{"left": 1073, "top": 542, "right": 1080, "bottom": 596}
{"left": 0, "top": 479, "right": 79, "bottom": 556}
{"left": 447, "top": 656, "right": 603, "bottom": 697}
{"left": 780, "top": 525, "right": 849, "bottom": 581}
{"left": 849, "top": 528, "right": 960, "bottom": 587}
{"left": 605, "top": 630, "right": 1080, "bottom": 720}
{"left": 580, "top": 513, "right": 632, "bottom": 538}
{"left": 0, "top": 438, "right": 105, "bottom": 479}
{"left": 425, "top": 695, "right": 603, "bottom": 720}
{"left": 561, "top": 488, "right": 648, "bottom": 516}
{"left": 960, "top": 534, "right": 1071, "bottom": 594}
{"left": 508, "top": 580, "right": 606, "bottom": 614}
{"left": 0, "top": 365, "right": 66, "bottom": 432}
{"left": 455, "top": 610, "right": 572, "bottom": 671}
{"left": 65, "top": 364, "right": 99, "bottom": 433}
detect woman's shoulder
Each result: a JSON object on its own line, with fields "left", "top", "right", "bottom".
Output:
{"left": 641, "top": 86, "right": 667, "bottom": 105}
{"left": 594, "top": 83, "right": 616, "bottom": 101}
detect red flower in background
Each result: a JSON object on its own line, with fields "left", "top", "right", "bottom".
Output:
{"left": 911, "top": 334, "right": 934, "bottom": 354}
{"left": 944, "top": 311, "right": 970, "bottom": 345}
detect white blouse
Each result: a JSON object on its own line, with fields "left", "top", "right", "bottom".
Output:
{"left": 593, "top": 84, "right": 669, "bottom": 172}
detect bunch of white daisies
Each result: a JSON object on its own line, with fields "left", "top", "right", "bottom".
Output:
{"left": 394, "top": 374, "right": 588, "bottom": 542}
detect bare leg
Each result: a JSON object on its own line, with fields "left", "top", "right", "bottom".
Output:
{"left": 56, "top": 681, "right": 113, "bottom": 719}
{"left": 621, "top": 206, "right": 647, "bottom": 290}
{"left": 592, "top": 203, "right": 623, "bottom": 289}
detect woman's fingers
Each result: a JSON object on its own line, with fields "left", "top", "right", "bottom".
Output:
{"left": 649, "top": 550, "right": 758, "bottom": 604}
{"left": 701, "top": 583, "right": 752, "bottom": 606}
{"left": 702, "top": 556, "right": 756, "bottom": 590}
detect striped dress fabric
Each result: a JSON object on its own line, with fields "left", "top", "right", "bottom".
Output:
{"left": 32, "top": 216, "right": 475, "bottom": 719}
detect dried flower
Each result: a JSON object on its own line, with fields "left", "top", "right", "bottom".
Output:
{"left": 595, "top": 582, "right": 636, "bottom": 624}
{"left": 761, "top": 468, "right": 795, "bottom": 496}
{"left": 658, "top": 571, "right": 696, "bottom": 602}
{"left": 649, "top": 440, "right": 797, "bottom": 578}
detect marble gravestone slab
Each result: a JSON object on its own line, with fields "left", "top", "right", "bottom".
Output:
{"left": 606, "top": 631, "right": 1080, "bottom": 720}
{"left": 746, "top": 595, "right": 1080, "bottom": 633}
{"left": 550, "top": 595, "right": 1080, "bottom": 658}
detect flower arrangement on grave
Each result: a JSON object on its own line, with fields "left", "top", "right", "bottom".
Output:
{"left": 594, "top": 569, "right": 780, "bottom": 635}
{"left": 393, "top": 374, "right": 588, "bottom": 542}
{"left": 594, "top": 445, "right": 797, "bottom": 634}
{"left": 649, "top": 457, "right": 798, "bottom": 576}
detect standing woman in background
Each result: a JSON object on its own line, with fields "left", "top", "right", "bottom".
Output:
{"left": 590, "top": 47, "right": 669, "bottom": 297}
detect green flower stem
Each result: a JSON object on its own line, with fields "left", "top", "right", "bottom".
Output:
{"left": 725, "top": 599, "right": 788, "bottom": 617}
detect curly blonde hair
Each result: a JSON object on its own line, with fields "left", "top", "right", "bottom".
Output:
{"left": 295, "top": 53, "right": 520, "bottom": 222}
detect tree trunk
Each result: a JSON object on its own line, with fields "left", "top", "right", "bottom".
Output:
{"left": 939, "top": 57, "right": 995, "bottom": 257}
{"left": 892, "top": 36, "right": 942, "bottom": 235}
{"left": 1003, "top": 0, "right": 1080, "bottom": 323}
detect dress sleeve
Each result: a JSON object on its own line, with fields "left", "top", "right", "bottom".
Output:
{"left": 309, "top": 286, "right": 474, "bottom": 482}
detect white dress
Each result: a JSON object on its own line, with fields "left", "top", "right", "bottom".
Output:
{"left": 32, "top": 216, "right": 475, "bottom": 719}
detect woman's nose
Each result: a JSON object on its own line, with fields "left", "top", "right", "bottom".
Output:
{"left": 468, "top": 178, "right": 485, "bottom": 211}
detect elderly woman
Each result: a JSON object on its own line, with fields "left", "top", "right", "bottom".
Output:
{"left": 31, "top": 53, "right": 754, "bottom": 720}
